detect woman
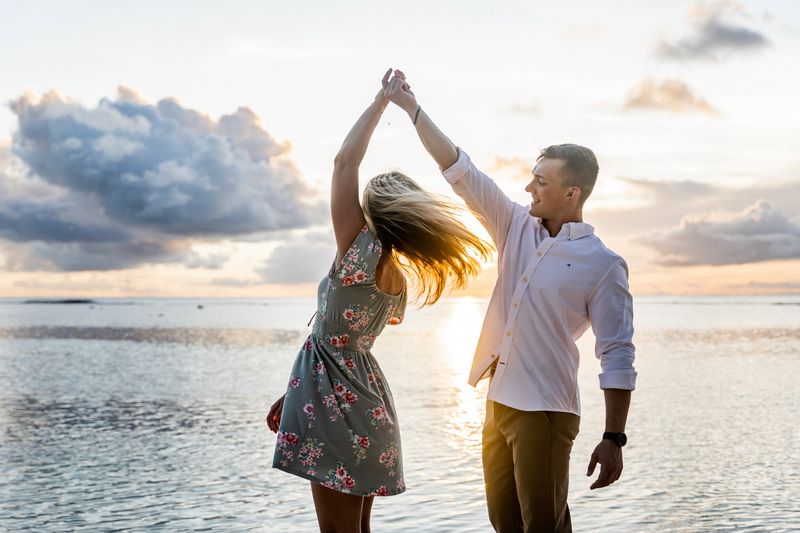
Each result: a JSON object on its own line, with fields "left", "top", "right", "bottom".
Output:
{"left": 266, "top": 69, "right": 492, "bottom": 533}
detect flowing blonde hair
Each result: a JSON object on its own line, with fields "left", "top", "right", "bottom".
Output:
{"left": 362, "top": 171, "right": 494, "bottom": 305}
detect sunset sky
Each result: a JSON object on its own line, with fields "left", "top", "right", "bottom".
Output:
{"left": 1, "top": 0, "right": 799, "bottom": 297}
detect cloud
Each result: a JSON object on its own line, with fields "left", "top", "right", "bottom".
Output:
{"left": 184, "top": 253, "right": 228, "bottom": 269}
{"left": 2, "top": 239, "right": 192, "bottom": 272}
{"left": 506, "top": 101, "right": 541, "bottom": 115}
{"left": 1, "top": 87, "right": 326, "bottom": 272}
{"left": 9, "top": 87, "right": 323, "bottom": 236}
{"left": 257, "top": 228, "right": 335, "bottom": 284}
{"left": 622, "top": 79, "right": 716, "bottom": 114}
{"left": 736, "top": 281, "right": 800, "bottom": 291}
{"left": 638, "top": 200, "right": 800, "bottom": 265}
{"left": 210, "top": 277, "right": 261, "bottom": 287}
{"left": 0, "top": 139, "right": 10, "bottom": 172}
{"left": 489, "top": 155, "right": 534, "bottom": 181}
{"left": 657, "top": 1, "right": 769, "bottom": 60}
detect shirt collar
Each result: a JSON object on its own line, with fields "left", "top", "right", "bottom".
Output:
{"left": 536, "top": 218, "right": 595, "bottom": 240}
{"left": 562, "top": 222, "right": 594, "bottom": 241}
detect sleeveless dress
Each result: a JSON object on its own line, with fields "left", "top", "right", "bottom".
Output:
{"left": 272, "top": 225, "right": 408, "bottom": 497}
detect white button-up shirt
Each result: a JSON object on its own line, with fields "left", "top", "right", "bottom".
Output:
{"left": 443, "top": 149, "right": 637, "bottom": 416}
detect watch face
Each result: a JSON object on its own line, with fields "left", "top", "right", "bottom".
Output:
{"left": 618, "top": 433, "right": 627, "bottom": 446}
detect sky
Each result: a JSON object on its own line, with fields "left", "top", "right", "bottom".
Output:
{"left": 1, "top": 0, "right": 799, "bottom": 298}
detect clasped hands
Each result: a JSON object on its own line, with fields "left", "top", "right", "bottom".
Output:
{"left": 376, "top": 68, "right": 418, "bottom": 117}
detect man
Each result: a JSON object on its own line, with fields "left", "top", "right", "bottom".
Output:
{"left": 384, "top": 71, "right": 636, "bottom": 533}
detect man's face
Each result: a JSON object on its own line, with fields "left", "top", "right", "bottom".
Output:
{"left": 525, "top": 158, "right": 572, "bottom": 219}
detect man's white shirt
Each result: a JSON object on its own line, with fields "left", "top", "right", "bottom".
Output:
{"left": 443, "top": 149, "right": 637, "bottom": 416}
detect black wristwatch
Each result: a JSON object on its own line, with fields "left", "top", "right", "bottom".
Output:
{"left": 603, "top": 432, "right": 627, "bottom": 448}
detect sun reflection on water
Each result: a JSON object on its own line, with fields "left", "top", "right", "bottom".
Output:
{"left": 437, "top": 298, "right": 488, "bottom": 452}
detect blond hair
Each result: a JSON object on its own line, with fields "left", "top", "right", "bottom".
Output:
{"left": 362, "top": 171, "right": 493, "bottom": 305}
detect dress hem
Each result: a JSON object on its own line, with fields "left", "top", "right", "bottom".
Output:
{"left": 272, "top": 463, "right": 407, "bottom": 497}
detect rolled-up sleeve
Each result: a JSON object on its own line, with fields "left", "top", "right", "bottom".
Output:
{"left": 588, "top": 259, "right": 637, "bottom": 390}
{"left": 442, "top": 148, "right": 516, "bottom": 252}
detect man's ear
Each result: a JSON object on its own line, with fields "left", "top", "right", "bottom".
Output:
{"left": 565, "top": 186, "right": 580, "bottom": 199}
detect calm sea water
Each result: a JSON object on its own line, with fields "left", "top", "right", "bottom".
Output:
{"left": 1, "top": 296, "right": 798, "bottom": 532}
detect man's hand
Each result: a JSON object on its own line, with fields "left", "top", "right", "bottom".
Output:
{"left": 384, "top": 69, "right": 418, "bottom": 115}
{"left": 266, "top": 394, "right": 285, "bottom": 433}
{"left": 374, "top": 67, "right": 393, "bottom": 106}
{"left": 586, "top": 439, "right": 623, "bottom": 490}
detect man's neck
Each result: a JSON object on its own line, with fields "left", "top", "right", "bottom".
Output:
{"left": 542, "top": 211, "right": 583, "bottom": 238}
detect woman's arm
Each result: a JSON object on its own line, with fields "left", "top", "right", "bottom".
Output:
{"left": 331, "top": 68, "right": 391, "bottom": 261}
{"left": 383, "top": 70, "right": 458, "bottom": 170}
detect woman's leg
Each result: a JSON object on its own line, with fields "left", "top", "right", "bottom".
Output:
{"left": 360, "top": 495, "right": 375, "bottom": 533}
{"left": 310, "top": 482, "right": 367, "bottom": 533}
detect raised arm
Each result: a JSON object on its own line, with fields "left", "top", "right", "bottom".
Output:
{"left": 331, "top": 68, "right": 391, "bottom": 261}
{"left": 383, "top": 71, "right": 457, "bottom": 170}
{"left": 384, "top": 70, "right": 517, "bottom": 252}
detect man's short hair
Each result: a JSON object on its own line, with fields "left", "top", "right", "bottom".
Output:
{"left": 537, "top": 144, "right": 598, "bottom": 204}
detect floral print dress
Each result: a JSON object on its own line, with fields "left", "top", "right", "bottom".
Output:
{"left": 273, "top": 225, "right": 408, "bottom": 497}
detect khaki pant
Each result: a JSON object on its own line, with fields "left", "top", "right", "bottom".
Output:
{"left": 482, "top": 400, "right": 580, "bottom": 533}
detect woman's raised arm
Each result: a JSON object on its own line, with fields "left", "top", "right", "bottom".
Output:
{"left": 331, "top": 68, "right": 392, "bottom": 260}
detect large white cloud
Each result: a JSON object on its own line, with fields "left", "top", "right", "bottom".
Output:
{"left": 639, "top": 200, "right": 800, "bottom": 265}
{"left": 1, "top": 87, "right": 326, "bottom": 272}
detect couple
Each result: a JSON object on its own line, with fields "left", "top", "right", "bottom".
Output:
{"left": 267, "top": 69, "right": 637, "bottom": 533}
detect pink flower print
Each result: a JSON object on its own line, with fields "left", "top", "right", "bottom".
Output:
{"left": 326, "top": 462, "right": 356, "bottom": 493}
{"left": 396, "top": 477, "right": 406, "bottom": 491}
{"left": 341, "top": 275, "right": 355, "bottom": 286}
{"left": 328, "top": 334, "right": 350, "bottom": 347}
{"left": 373, "top": 486, "right": 389, "bottom": 496}
{"left": 343, "top": 308, "right": 356, "bottom": 320}
{"left": 314, "top": 362, "right": 326, "bottom": 375}
{"left": 357, "top": 435, "right": 370, "bottom": 449}
{"left": 367, "top": 373, "right": 376, "bottom": 383}
{"left": 342, "top": 391, "right": 358, "bottom": 406}
{"left": 277, "top": 431, "right": 299, "bottom": 448}
{"left": 353, "top": 270, "right": 367, "bottom": 283}
{"left": 303, "top": 402, "right": 315, "bottom": 426}
{"left": 298, "top": 437, "right": 324, "bottom": 467}
{"left": 379, "top": 443, "right": 399, "bottom": 472}
{"left": 343, "top": 357, "right": 356, "bottom": 370}
{"left": 288, "top": 376, "right": 301, "bottom": 389}
{"left": 367, "top": 405, "right": 389, "bottom": 427}
{"left": 355, "top": 334, "right": 376, "bottom": 351}
{"left": 334, "top": 383, "right": 346, "bottom": 395}
{"left": 303, "top": 337, "right": 313, "bottom": 351}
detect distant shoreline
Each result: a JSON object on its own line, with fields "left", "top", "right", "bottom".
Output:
{"left": 22, "top": 299, "right": 97, "bottom": 305}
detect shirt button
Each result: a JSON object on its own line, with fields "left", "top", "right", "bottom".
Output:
{"left": 512, "top": 302, "right": 519, "bottom": 308}
{"left": 522, "top": 277, "right": 528, "bottom": 282}
{"left": 506, "top": 331, "right": 512, "bottom": 336}
{"left": 536, "top": 251, "right": 542, "bottom": 257}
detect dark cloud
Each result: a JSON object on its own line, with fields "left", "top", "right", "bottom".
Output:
{"left": 0, "top": 139, "right": 10, "bottom": 172}
{"left": 1, "top": 87, "right": 326, "bottom": 272}
{"left": 257, "top": 228, "right": 335, "bottom": 284}
{"left": 657, "top": 1, "right": 769, "bottom": 60}
{"left": 623, "top": 79, "right": 716, "bottom": 114}
{"left": 3, "top": 239, "right": 192, "bottom": 272}
{"left": 9, "top": 87, "right": 323, "bottom": 236}
{"left": 638, "top": 200, "right": 800, "bottom": 265}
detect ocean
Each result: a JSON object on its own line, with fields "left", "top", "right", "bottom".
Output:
{"left": 1, "top": 296, "right": 798, "bottom": 532}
